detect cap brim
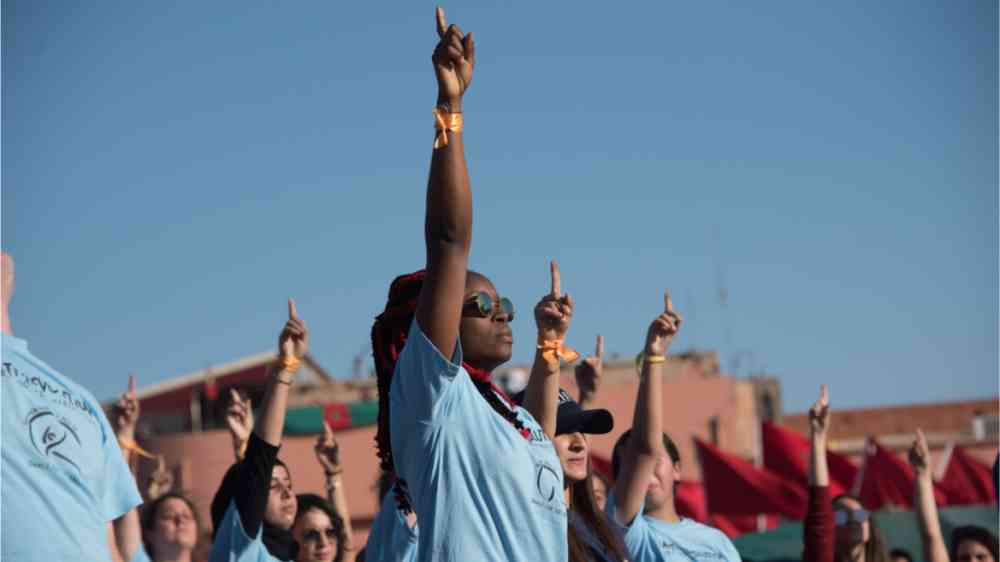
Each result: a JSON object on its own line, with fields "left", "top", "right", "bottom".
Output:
{"left": 556, "top": 408, "right": 614, "bottom": 436}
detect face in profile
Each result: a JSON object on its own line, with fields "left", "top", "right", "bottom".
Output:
{"left": 149, "top": 497, "right": 198, "bottom": 553}
{"left": 956, "top": 540, "right": 995, "bottom": 562}
{"left": 833, "top": 497, "right": 870, "bottom": 550}
{"left": 265, "top": 464, "right": 298, "bottom": 530}
{"left": 459, "top": 273, "right": 513, "bottom": 372}
{"left": 554, "top": 432, "right": 589, "bottom": 483}
{"left": 293, "top": 508, "right": 338, "bottom": 562}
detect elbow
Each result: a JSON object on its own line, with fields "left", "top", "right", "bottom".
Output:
{"left": 426, "top": 226, "right": 471, "bottom": 255}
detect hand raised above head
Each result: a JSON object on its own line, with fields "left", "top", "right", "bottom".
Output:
{"left": 432, "top": 6, "right": 475, "bottom": 109}
{"left": 279, "top": 298, "right": 309, "bottom": 360}
{"left": 535, "top": 260, "right": 574, "bottom": 342}
{"left": 644, "top": 290, "right": 682, "bottom": 357}
{"left": 808, "top": 384, "right": 831, "bottom": 438}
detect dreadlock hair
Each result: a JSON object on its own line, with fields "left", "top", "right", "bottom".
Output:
{"left": 371, "top": 270, "right": 529, "bottom": 512}
{"left": 567, "top": 458, "right": 628, "bottom": 562}
{"left": 831, "top": 493, "right": 889, "bottom": 562}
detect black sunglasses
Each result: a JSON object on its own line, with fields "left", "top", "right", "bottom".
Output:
{"left": 464, "top": 291, "right": 514, "bottom": 320}
{"left": 834, "top": 508, "right": 870, "bottom": 526}
{"left": 302, "top": 527, "right": 338, "bottom": 543}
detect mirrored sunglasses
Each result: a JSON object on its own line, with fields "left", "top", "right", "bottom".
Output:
{"left": 834, "top": 508, "right": 870, "bottom": 526}
{"left": 464, "top": 291, "right": 514, "bottom": 320}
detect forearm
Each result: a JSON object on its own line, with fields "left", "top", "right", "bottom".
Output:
{"left": 113, "top": 509, "right": 143, "bottom": 562}
{"left": 633, "top": 360, "right": 664, "bottom": 455}
{"left": 915, "top": 473, "right": 948, "bottom": 562}
{"left": 326, "top": 473, "right": 358, "bottom": 558}
{"left": 613, "top": 359, "right": 664, "bottom": 522}
{"left": 253, "top": 365, "right": 293, "bottom": 447}
{"left": 809, "top": 433, "right": 829, "bottom": 486}
{"left": 577, "top": 389, "right": 595, "bottom": 409}
{"left": 523, "top": 348, "right": 561, "bottom": 438}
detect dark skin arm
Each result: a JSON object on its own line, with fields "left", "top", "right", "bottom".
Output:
{"left": 415, "top": 7, "right": 478, "bottom": 358}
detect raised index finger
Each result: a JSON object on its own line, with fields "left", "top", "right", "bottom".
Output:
{"left": 436, "top": 6, "right": 447, "bottom": 38}
{"left": 128, "top": 374, "right": 136, "bottom": 396}
{"left": 550, "top": 260, "right": 561, "bottom": 298}
{"left": 596, "top": 335, "right": 604, "bottom": 359}
{"left": 322, "top": 420, "right": 333, "bottom": 440}
{"left": 663, "top": 290, "right": 673, "bottom": 314}
{"left": 288, "top": 298, "right": 298, "bottom": 320}
{"left": 819, "top": 384, "right": 829, "bottom": 406}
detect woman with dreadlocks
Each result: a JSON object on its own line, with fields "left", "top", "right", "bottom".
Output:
{"left": 367, "top": 8, "right": 572, "bottom": 562}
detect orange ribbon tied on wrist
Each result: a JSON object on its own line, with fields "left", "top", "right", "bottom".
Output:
{"left": 118, "top": 438, "right": 156, "bottom": 460}
{"left": 537, "top": 338, "right": 580, "bottom": 367}
{"left": 433, "top": 108, "right": 463, "bottom": 149}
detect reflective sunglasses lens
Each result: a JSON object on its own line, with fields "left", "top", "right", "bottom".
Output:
{"left": 325, "top": 528, "right": 338, "bottom": 539}
{"left": 834, "top": 511, "right": 848, "bottom": 526}
{"left": 475, "top": 292, "right": 493, "bottom": 316}
{"left": 500, "top": 297, "right": 514, "bottom": 320}
{"left": 855, "top": 509, "right": 870, "bottom": 523}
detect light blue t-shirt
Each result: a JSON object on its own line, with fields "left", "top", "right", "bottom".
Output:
{"left": 209, "top": 500, "right": 280, "bottom": 562}
{"left": 605, "top": 490, "right": 741, "bottom": 562}
{"left": 129, "top": 545, "right": 153, "bottom": 562}
{"left": 363, "top": 492, "right": 418, "bottom": 562}
{"left": 389, "top": 320, "right": 568, "bottom": 562}
{"left": 1, "top": 333, "right": 142, "bottom": 561}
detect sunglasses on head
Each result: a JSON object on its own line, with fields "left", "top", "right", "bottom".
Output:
{"left": 834, "top": 508, "right": 870, "bottom": 526}
{"left": 464, "top": 291, "right": 514, "bottom": 320}
{"left": 302, "top": 527, "right": 338, "bottom": 543}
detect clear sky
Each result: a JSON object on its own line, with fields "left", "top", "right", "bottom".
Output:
{"left": 3, "top": 1, "right": 996, "bottom": 414}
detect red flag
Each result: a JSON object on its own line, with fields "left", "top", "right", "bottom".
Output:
{"left": 675, "top": 481, "right": 708, "bottom": 523}
{"left": 761, "top": 422, "right": 858, "bottom": 497}
{"left": 856, "top": 437, "right": 947, "bottom": 509}
{"left": 323, "top": 403, "right": 352, "bottom": 430}
{"left": 937, "top": 445, "right": 997, "bottom": 505}
{"left": 694, "top": 438, "right": 807, "bottom": 519}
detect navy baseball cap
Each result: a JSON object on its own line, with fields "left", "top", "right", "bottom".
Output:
{"left": 555, "top": 389, "right": 614, "bottom": 436}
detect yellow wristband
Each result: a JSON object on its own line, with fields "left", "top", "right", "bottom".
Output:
{"left": 537, "top": 338, "right": 580, "bottom": 368}
{"left": 635, "top": 352, "right": 666, "bottom": 375}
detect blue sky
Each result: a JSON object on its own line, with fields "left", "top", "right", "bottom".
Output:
{"left": 3, "top": 1, "right": 996, "bottom": 413}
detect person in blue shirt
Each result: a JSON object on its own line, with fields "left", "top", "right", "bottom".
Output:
{"left": 1, "top": 251, "right": 143, "bottom": 561}
{"left": 606, "top": 291, "right": 741, "bottom": 562}
{"left": 208, "top": 299, "right": 310, "bottom": 562}
{"left": 550, "top": 388, "right": 628, "bottom": 562}
{"left": 368, "top": 10, "right": 571, "bottom": 561}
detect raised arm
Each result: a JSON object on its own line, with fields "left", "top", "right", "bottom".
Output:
{"left": 575, "top": 335, "right": 604, "bottom": 408}
{"left": 613, "top": 291, "right": 681, "bottom": 524}
{"left": 315, "top": 421, "right": 358, "bottom": 562}
{"left": 808, "top": 385, "right": 830, "bottom": 487}
{"left": 225, "top": 389, "right": 254, "bottom": 462}
{"left": 414, "top": 7, "right": 477, "bottom": 358}
{"left": 803, "top": 384, "right": 834, "bottom": 562}
{"left": 111, "top": 375, "right": 145, "bottom": 562}
{"left": 523, "top": 260, "right": 574, "bottom": 437}
{"left": 910, "top": 429, "right": 949, "bottom": 562}
{"left": 254, "top": 299, "right": 308, "bottom": 447}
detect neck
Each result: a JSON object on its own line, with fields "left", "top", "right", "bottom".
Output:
{"left": 564, "top": 483, "right": 572, "bottom": 508}
{"left": 2, "top": 305, "right": 11, "bottom": 336}
{"left": 153, "top": 545, "right": 193, "bottom": 562}
{"left": 644, "top": 499, "right": 680, "bottom": 524}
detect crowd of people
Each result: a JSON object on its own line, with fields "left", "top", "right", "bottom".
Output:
{"left": 2, "top": 8, "right": 997, "bottom": 562}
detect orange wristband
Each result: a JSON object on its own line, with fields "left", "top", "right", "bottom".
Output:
{"left": 433, "top": 108, "right": 463, "bottom": 149}
{"left": 118, "top": 438, "right": 156, "bottom": 460}
{"left": 281, "top": 355, "right": 301, "bottom": 374}
{"left": 537, "top": 338, "right": 580, "bottom": 367}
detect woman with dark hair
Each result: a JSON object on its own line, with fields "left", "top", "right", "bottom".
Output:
{"left": 208, "top": 299, "right": 309, "bottom": 562}
{"left": 293, "top": 494, "right": 344, "bottom": 562}
{"left": 111, "top": 376, "right": 202, "bottom": 562}
{"left": 591, "top": 471, "right": 611, "bottom": 513}
{"left": 368, "top": 9, "right": 570, "bottom": 560}
{"left": 950, "top": 525, "right": 998, "bottom": 562}
{"left": 804, "top": 385, "right": 889, "bottom": 562}
{"left": 552, "top": 389, "right": 627, "bottom": 562}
